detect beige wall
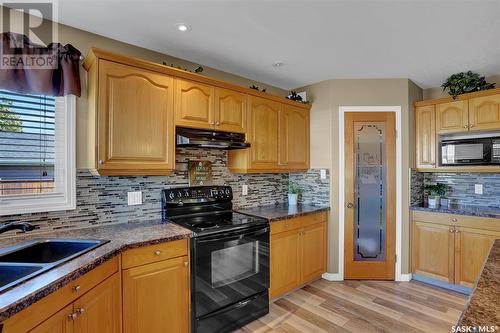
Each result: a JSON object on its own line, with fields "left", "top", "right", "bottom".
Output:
{"left": 423, "top": 74, "right": 500, "bottom": 100}
{"left": 297, "top": 79, "right": 423, "bottom": 275}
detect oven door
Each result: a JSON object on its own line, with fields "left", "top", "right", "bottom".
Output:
{"left": 191, "top": 225, "right": 269, "bottom": 318}
{"left": 441, "top": 138, "right": 492, "bottom": 166}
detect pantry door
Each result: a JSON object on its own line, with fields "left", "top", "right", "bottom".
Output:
{"left": 344, "top": 112, "right": 396, "bottom": 280}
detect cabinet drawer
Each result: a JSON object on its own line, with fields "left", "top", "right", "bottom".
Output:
{"left": 122, "top": 239, "right": 188, "bottom": 269}
{"left": 412, "top": 210, "right": 500, "bottom": 231}
{"left": 2, "top": 257, "right": 118, "bottom": 333}
{"left": 270, "top": 218, "right": 301, "bottom": 235}
{"left": 298, "top": 212, "right": 328, "bottom": 228}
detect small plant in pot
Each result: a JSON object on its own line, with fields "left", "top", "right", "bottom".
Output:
{"left": 288, "top": 182, "right": 303, "bottom": 206}
{"left": 425, "top": 183, "right": 448, "bottom": 208}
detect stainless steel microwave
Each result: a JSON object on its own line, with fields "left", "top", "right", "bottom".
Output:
{"left": 440, "top": 137, "right": 500, "bottom": 166}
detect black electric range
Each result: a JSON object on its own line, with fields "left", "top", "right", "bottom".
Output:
{"left": 162, "top": 186, "right": 270, "bottom": 333}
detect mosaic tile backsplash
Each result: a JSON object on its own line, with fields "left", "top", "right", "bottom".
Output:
{"left": 411, "top": 169, "right": 500, "bottom": 208}
{"left": 289, "top": 169, "right": 330, "bottom": 206}
{"left": 0, "top": 148, "right": 330, "bottom": 236}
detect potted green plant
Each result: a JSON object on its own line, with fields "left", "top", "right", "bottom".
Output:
{"left": 287, "top": 182, "right": 303, "bottom": 206}
{"left": 425, "top": 183, "right": 448, "bottom": 208}
{"left": 441, "top": 71, "right": 495, "bottom": 99}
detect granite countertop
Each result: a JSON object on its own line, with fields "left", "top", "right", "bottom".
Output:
{"left": 0, "top": 220, "right": 192, "bottom": 322}
{"left": 458, "top": 239, "right": 500, "bottom": 328}
{"left": 410, "top": 204, "right": 500, "bottom": 219}
{"left": 236, "top": 204, "right": 330, "bottom": 222}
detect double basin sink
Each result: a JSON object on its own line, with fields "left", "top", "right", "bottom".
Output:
{"left": 0, "top": 239, "right": 109, "bottom": 293}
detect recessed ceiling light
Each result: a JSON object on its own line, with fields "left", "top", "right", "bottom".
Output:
{"left": 176, "top": 23, "right": 191, "bottom": 32}
{"left": 272, "top": 61, "right": 284, "bottom": 68}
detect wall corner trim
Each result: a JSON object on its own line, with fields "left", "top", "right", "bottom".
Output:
{"left": 398, "top": 273, "right": 413, "bottom": 282}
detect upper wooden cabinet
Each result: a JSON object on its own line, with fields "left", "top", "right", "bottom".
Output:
{"left": 279, "top": 105, "right": 310, "bottom": 170}
{"left": 86, "top": 59, "right": 175, "bottom": 176}
{"left": 468, "top": 94, "right": 500, "bottom": 131}
{"left": 84, "top": 48, "right": 310, "bottom": 175}
{"left": 214, "top": 88, "right": 247, "bottom": 133}
{"left": 415, "top": 105, "right": 436, "bottom": 169}
{"left": 436, "top": 100, "right": 468, "bottom": 134}
{"left": 175, "top": 79, "right": 215, "bottom": 129}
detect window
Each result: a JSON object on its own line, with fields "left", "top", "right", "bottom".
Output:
{"left": 0, "top": 90, "right": 75, "bottom": 215}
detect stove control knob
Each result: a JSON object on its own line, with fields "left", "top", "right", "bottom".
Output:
{"left": 168, "top": 192, "right": 175, "bottom": 199}
{"left": 225, "top": 189, "right": 230, "bottom": 195}
{"left": 177, "top": 191, "right": 182, "bottom": 198}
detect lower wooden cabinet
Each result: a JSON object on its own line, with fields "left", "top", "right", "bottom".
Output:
{"left": 122, "top": 255, "right": 190, "bottom": 333}
{"left": 411, "top": 211, "right": 500, "bottom": 288}
{"left": 270, "top": 212, "right": 328, "bottom": 299}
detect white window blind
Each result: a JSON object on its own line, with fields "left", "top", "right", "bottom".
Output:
{"left": 0, "top": 90, "right": 76, "bottom": 215}
{"left": 0, "top": 90, "right": 56, "bottom": 195}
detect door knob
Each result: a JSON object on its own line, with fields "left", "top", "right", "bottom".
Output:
{"left": 346, "top": 203, "right": 354, "bottom": 208}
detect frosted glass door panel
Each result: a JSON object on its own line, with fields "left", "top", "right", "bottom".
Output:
{"left": 354, "top": 123, "right": 386, "bottom": 261}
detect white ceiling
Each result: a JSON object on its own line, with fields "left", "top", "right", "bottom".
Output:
{"left": 58, "top": 0, "right": 500, "bottom": 89}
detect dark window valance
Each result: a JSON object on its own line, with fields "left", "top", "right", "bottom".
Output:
{"left": 0, "top": 32, "right": 81, "bottom": 97}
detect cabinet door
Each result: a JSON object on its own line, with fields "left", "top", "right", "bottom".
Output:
{"left": 436, "top": 100, "right": 469, "bottom": 134}
{"left": 175, "top": 79, "right": 215, "bottom": 129}
{"left": 411, "top": 222, "right": 454, "bottom": 283}
{"left": 122, "top": 256, "right": 189, "bottom": 333}
{"left": 97, "top": 60, "right": 175, "bottom": 175}
{"left": 300, "top": 222, "right": 327, "bottom": 284}
{"left": 72, "top": 273, "right": 121, "bottom": 333}
{"left": 415, "top": 105, "right": 436, "bottom": 168}
{"left": 468, "top": 94, "right": 500, "bottom": 131}
{"left": 248, "top": 97, "right": 281, "bottom": 170}
{"left": 270, "top": 229, "right": 300, "bottom": 299}
{"left": 454, "top": 227, "right": 499, "bottom": 288}
{"left": 29, "top": 305, "right": 74, "bottom": 333}
{"left": 214, "top": 88, "right": 247, "bottom": 133}
{"left": 279, "top": 105, "right": 310, "bottom": 170}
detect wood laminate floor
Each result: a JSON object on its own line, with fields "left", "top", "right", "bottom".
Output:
{"left": 236, "top": 279, "right": 468, "bottom": 333}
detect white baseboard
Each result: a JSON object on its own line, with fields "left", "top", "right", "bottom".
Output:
{"left": 322, "top": 272, "right": 343, "bottom": 281}
{"left": 398, "top": 273, "right": 413, "bottom": 282}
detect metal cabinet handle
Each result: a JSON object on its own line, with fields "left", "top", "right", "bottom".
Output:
{"left": 285, "top": 224, "right": 289, "bottom": 228}
{"left": 68, "top": 313, "right": 78, "bottom": 320}
{"left": 72, "top": 285, "right": 81, "bottom": 292}
{"left": 449, "top": 227, "right": 454, "bottom": 233}
{"left": 346, "top": 203, "right": 354, "bottom": 209}
{"left": 464, "top": 125, "right": 469, "bottom": 129}
{"left": 98, "top": 160, "right": 104, "bottom": 165}
{"left": 183, "top": 261, "right": 188, "bottom": 267}
{"left": 451, "top": 218, "right": 458, "bottom": 222}
{"left": 76, "top": 308, "right": 85, "bottom": 315}
{"left": 216, "top": 121, "right": 220, "bottom": 125}
{"left": 154, "top": 250, "right": 161, "bottom": 256}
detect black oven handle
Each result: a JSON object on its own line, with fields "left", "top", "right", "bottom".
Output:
{"left": 195, "top": 226, "right": 269, "bottom": 244}
{"left": 198, "top": 293, "right": 260, "bottom": 320}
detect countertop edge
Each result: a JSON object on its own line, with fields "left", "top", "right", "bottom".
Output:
{"left": 409, "top": 205, "right": 500, "bottom": 219}
{"left": 236, "top": 206, "right": 330, "bottom": 222}
{"left": 0, "top": 230, "right": 192, "bottom": 322}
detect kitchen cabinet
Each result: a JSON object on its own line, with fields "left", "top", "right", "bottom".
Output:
{"left": 175, "top": 79, "right": 215, "bottom": 130}
{"left": 121, "top": 240, "right": 189, "bottom": 333}
{"left": 411, "top": 211, "right": 500, "bottom": 287}
{"left": 2, "top": 258, "right": 119, "bottom": 333}
{"left": 269, "top": 212, "right": 328, "bottom": 299}
{"left": 29, "top": 305, "right": 74, "bottom": 333}
{"left": 468, "top": 93, "right": 500, "bottom": 131}
{"left": 415, "top": 105, "right": 436, "bottom": 169}
{"left": 279, "top": 104, "right": 310, "bottom": 171}
{"left": 436, "top": 100, "right": 468, "bottom": 134}
{"left": 214, "top": 87, "right": 247, "bottom": 133}
{"left": 454, "top": 227, "right": 499, "bottom": 288}
{"left": 85, "top": 58, "right": 175, "bottom": 176}
{"left": 411, "top": 221, "right": 454, "bottom": 283}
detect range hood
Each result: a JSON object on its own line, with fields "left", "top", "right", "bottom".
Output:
{"left": 176, "top": 127, "right": 250, "bottom": 150}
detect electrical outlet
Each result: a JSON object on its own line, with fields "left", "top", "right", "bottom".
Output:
{"left": 242, "top": 185, "right": 248, "bottom": 196}
{"left": 320, "top": 169, "right": 327, "bottom": 179}
{"left": 127, "top": 191, "right": 142, "bottom": 205}
{"left": 474, "top": 184, "right": 483, "bottom": 195}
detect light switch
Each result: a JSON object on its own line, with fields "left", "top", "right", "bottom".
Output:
{"left": 242, "top": 185, "right": 248, "bottom": 196}
{"left": 320, "top": 169, "right": 327, "bottom": 179}
{"left": 128, "top": 191, "right": 142, "bottom": 205}
{"left": 474, "top": 184, "right": 483, "bottom": 195}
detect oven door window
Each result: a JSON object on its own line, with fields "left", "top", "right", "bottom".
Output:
{"left": 211, "top": 240, "right": 259, "bottom": 288}
{"left": 193, "top": 227, "right": 269, "bottom": 318}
